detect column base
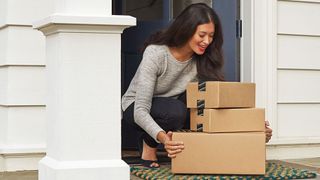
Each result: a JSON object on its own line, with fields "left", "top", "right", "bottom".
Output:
{"left": 39, "top": 157, "right": 129, "bottom": 180}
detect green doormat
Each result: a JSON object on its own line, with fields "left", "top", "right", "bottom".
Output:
{"left": 130, "top": 162, "right": 317, "bottom": 180}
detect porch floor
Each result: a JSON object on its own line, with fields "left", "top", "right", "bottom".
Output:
{"left": 1, "top": 151, "right": 319, "bottom": 180}
{"left": 125, "top": 150, "right": 320, "bottom": 180}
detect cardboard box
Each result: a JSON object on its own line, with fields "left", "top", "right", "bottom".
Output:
{"left": 172, "top": 132, "right": 266, "bottom": 175}
{"left": 190, "top": 108, "right": 265, "bottom": 133}
{"left": 187, "top": 81, "right": 255, "bottom": 108}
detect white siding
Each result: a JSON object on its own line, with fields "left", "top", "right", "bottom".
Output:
{"left": 0, "top": 66, "right": 46, "bottom": 105}
{"left": 0, "top": 28, "right": 8, "bottom": 64}
{"left": 278, "top": 70, "right": 320, "bottom": 103}
{"left": 0, "top": 107, "right": 8, "bottom": 145}
{"left": 276, "top": 0, "right": 320, "bottom": 145}
{"left": 278, "top": 1, "right": 320, "bottom": 35}
{"left": 1, "top": 26, "right": 45, "bottom": 65}
{"left": 0, "top": 68, "right": 8, "bottom": 104}
{"left": 278, "top": 35, "right": 320, "bottom": 69}
{"left": 0, "top": 106, "right": 46, "bottom": 146}
{"left": 278, "top": 104, "right": 320, "bottom": 138}
{"left": 7, "top": 106, "right": 46, "bottom": 144}
{"left": 242, "top": 0, "right": 320, "bottom": 159}
{"left": 3, "top": 0, "right": 51, "bottom": 26}
{"left": 0, "top": 0, "right": 8, "bottom": 26}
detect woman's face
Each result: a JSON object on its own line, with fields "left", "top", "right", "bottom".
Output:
{"left": 188, "top": 22, "right": 215, "bottom": 55}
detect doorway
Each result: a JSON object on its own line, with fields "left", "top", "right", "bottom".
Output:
{"left": 113, "top": 0, "right": 241, "bottom": 150}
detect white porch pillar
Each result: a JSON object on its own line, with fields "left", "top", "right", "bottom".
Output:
{"left": 33, "top": 0, "right": 136, "bottom": 179}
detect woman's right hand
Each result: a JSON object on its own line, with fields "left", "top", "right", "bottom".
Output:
{"left": 157, "top": 131, "right": 184, "bottom": 158}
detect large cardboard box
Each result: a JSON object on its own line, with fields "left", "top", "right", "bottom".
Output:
{"left": 190, "top": 108, "right": 265, "bottom": 133}
{"left": 172, "top": 132, "right": 266, "bottom": 175}
{"left": 187, "top": 81, "right": 255, "bottom": 108}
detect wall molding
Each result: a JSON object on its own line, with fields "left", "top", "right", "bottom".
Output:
{"left": 0, "top": 65, "right": 45, "bottom": 68}
{"left": 278, "top": 0, "right": 320, "bottom": 4}
{"left": 0, "top": 153, "right": 45, "bottom": 172}
{"left": 267, "top": 143, "right": 320, "bottom": 160}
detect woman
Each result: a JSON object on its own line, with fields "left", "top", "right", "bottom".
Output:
{"left": 122, "top": 3, "right": 272, "bottom": 168}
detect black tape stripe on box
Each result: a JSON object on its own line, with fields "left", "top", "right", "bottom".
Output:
{"left": 175, "top": 129, "right": 193, "bottom": 132}
{"left": 198, "top": 81, "right": 206, "bottom": 91}
{"left": 197, "top": 124, "right": 203, "bottom": 132}
{"left": 197, "top": 108, "right": 204, "bottom": 116}
{"left": 197, "top": 99, "right": 205, "bottom": 109}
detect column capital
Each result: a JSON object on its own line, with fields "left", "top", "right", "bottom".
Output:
{"left": 33, "top": 14, "right": 136, "bottom": 35}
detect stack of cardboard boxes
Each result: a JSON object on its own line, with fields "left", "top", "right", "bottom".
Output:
{"left": 172, "top": 81, "right": 266, "bottom": 175}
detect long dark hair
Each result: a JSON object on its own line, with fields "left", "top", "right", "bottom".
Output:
{"left": 143, "top": 3, "right": 224, "bottom": 81}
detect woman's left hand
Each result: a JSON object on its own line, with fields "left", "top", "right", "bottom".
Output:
{"left": 265, "top": 121, "right": 272, "bottom": 143}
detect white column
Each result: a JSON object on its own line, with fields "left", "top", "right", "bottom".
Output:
{"left": 33, "top": 0, "right": 136, "bottom": 179}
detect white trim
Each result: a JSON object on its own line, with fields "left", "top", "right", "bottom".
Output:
{"left": 267, "top": 0, "right": 279, "bottom": 145}
{"left": 40, "top": 157, "right": 128, "bottom": 169}
{"left": 33, "top": 15, "right": 136, "bottom": 36}
{"left": 241, "top": 0, "right": 280, "bottom": 142}
{"left": 267, "top": 143, "right": 320, "bottom": 160}
{"left": 278, "top": 0, "right": 320, "bottom": 4}
{"left": 33, "top": 14, "right": 136, "bottom": 30}
{"left": 39, "top": 157, "right": 129, "bottom": 180}
{"left": 0, "top": 24, "right": 32, "bottom": 30}
{"left": 240, "top": 0, "right": 254, "bottom": 83}
{"left": 269, "top": 138, "right": 320, "bottom": 145}
{"left": 38, "top": 24, "right": 130, "bottom": 36}
{"left": 0, "top": 144, "right": 46, "bottom": 154}
{"left": 278, "top": 32, "right": 320, "bottom": 37}
{"left": 0, "top": 104, "right": 45, "bottom": 107}
{"left": 0, "top": 65, "right": 46, "bottom": 67}
{"left": 0, "top": 152, "right": 45, "bottom": 172}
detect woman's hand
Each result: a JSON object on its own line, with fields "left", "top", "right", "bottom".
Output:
{"left": 157, "top": 131, "right": 184, "bottom": 158}
{"left": 265, "top": 121, "right": 272, "bottom": 143}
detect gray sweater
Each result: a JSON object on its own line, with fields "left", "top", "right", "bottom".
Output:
{"left": 121, "top": 45, "right": 197, "bottom": 142}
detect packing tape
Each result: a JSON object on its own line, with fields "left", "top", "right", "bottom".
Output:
{"left": 196, "top": 123, "right": 203, "bottom": 132}
{"left": 197, "top": 108, "right": 204, "bottom": 116}
{"left": 198, "top": 81, "right": 206, "bottom": 91}
{"left": 197, "top": 99, "right": 205, "bottom": 109}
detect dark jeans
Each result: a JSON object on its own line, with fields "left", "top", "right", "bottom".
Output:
{"left": 122, "top": 93, "right": 190, "bottom": 148}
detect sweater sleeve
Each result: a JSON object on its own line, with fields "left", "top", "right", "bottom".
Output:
{"left": 133, "top": 46, "right": 164, "bottom": 143}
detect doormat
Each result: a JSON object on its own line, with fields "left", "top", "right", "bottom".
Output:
{"left": 130, "top": 162, "right": 317, "bottom": 180}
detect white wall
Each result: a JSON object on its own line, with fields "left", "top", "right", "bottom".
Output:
{"left": 241, "top": 0, "right": 320, "bottom": 159}
{"left": 0, "top": 0, "right": 49, "bottom": 172}
{"left": 276, "top": 0, "right": 320, "bottom": 143}
{"left": 1, "top": 0, "right": 134, "bottom": 175}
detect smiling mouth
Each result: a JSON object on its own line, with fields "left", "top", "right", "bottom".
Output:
{"left": 199, "top": 45, "right": 207, "bottom": 52}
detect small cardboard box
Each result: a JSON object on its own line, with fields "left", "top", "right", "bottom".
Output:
{"left": 190, "top": 108, "right": 265, "bottom": 133}
{"left": 172, "top": 132, "right": 266, "bottom": 175}
{"left": 187, "top": 81, "right": 255, "bottom": 108}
